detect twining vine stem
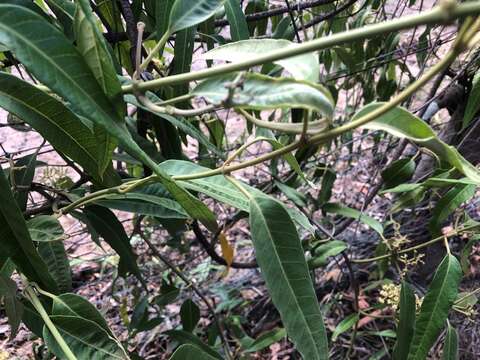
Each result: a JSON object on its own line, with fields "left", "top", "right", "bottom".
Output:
{"left": 121, "top": 1, "right": 480, "bottom": 93}
{"left": 57, "top": 14, "right": 479, "bottom": 220}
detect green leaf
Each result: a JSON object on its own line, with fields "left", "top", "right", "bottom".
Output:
{"left": 0, "top": 5, "right": 125, "bottom": 135}
{"left": 0, "top": 72, "right": 102, "bottom": 179}
{"left": 44, "top": 315, "right": 128, "bottom": 360}
{"left": 180, "top": 299, "right": 200, "bottom": 332}
{"left": 202, "top": 39, "right": 320, "bottom": 82}
{"left": 355, "top": 104, "right": 480, "bottom": 183}
{"left": 154, "top": 281, "right": 180, "bottom": 306}
{"left": 454, "top": 291, "right": 478, "bottom": 309}
{"left": 168, "top": 0, "right": 224, "bottom": 34}
{"left": 381, "top": 158, "right": 415, "bottom": 188}
{"left": 460, "top": 235, "right": 480, "bottom": 273}
{"left": 275, "top": 181, "right": 307, "bottom": 207}
{"left": 95, "top": 192, "right": 189, "bottom": 219}
{"left": 51, "top": 293, "right": 112, "bottom": 336}
{"left": 393, "top": 281, "right": 416, "bottom": 360}
{"left": 169, "top": 344, "right": 218, "bottom": 360}
{"left": 129, "top": 296, "right": 149, "bottom": 332}
{"left": 165, "top": 330, "right": 223, "bottom": 359}
{"left": 84, "top": 205, "right": 143, "bottom": 282}
{"left": 442, "top": 322, "right": 458, "bottom": 360}
{"left": 160, "top": 160, "right": 314, "bottom": 233}
{"left": 74, "top": 0, "right": 123, "bottom": 174}
{"left": 193, "top": 72, "right": 334, "bottom": 118}
{"left": 463, "top": 71, "right": 480, "bottom": 130}
{"left": 317, "top": 166, "right": 336, "bottom": 206}
{"left": 429, "top": 184, "right": 476, "bottom": 233}
{"left": 0, "top": 5, "right": 219, "bottom": 230}
{"left": 172, "top": 25, "right": 196, "bottom": 96}
{"left": 249, "top": 195, "right": 328, "bottom": 359}
{"left": 245, "top": 328, "right": 286, "bottom": 353}
{"left": 407, "top": 255, "right": 462, "bottom": 360}
{"left": 323, "top": 202, "right": 383, "bottom": 235}
{"left": 74, "top": 0, "right": 123, "bottom": 114}
{"left": 224, "top": 0, "right": 249, "bottom": 41}
{"left": 331, "top": 313, "right": 359, "bottom": 342}
{"left": 0, "top": 275, "right": 23, "bottom": 339}
{"left": 0, "top": 167, "right": 56, "bottom": 292}
{"left": 156, "top": 0, "right": 174, "bottom": 40}
{"left": 11, "top": 153, "right": 37, "bottom": 211}
{"left": 45, "top": 0, "right": 75, "bottom": 38}
{"left": 27, "top": 215, "right": 65, "bottom": 242}
{"left": 38, "top": 240, "right": 72, "bottom": 293}
{"left": 308, "top": 240, "right": 347, "bottom": 269}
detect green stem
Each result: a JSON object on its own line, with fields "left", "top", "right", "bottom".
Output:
{"left": 24, "top": 283, "right": 77, "bottom": 360}
{"left": 239, "top": 109, "right": 326, "bottom": 134}
{"left": 139, "top": 30, "right": 170, "bottom": 72}
{"left": 58, "top": 175, "right": 157, "bottom": 215}
{"left": 122, "top": 1, "right": 480, "bottom": 93}
{"left": 172, "top": 44, "right": 458, "bottom": 181}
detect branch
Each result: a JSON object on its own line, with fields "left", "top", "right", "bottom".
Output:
{"left": 122, "top": 1, "right": 479, "bottom": 93}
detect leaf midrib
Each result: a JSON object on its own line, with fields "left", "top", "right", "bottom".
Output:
{"left": 0, "top": 9, "right": 122, "bottom": 142}
{"left": 409, "top": 257, "right": 453, "bottom": 359}
{"left": 251, "top": 198, "right": 321, "bottom": 358}
{"left": 0, "top": 88, "right": 97, "bottom": 166}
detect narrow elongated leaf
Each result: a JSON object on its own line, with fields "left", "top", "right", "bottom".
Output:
{"left": 442, "top": 322, "right": 458, "bottom": 360}
{"left": 355, "top": 104, "right": 480, "bottom": 183}
{"left": 0, "top": 5, "right": 218, "bottom": 231}
{"left": 461, "top": 235, "right": 480, "bottom": 273}
{"left": 224, "top": 0, "right": 249, "bottom": 41}
{"left": 0, "top": 5, "right": 125, "bottom": 131}
{"left": 84, "top": 205, "right": 143, "bottom": 282}
{"left": 45, "top": 0, "right": 75, "bottom": 38}
{"left": 407, "top": 255, "right": 462, "bottom": 360}
{"left": 203, "top": 39, "right": 320, "bottom": 82}
{"left": 165, "top": 330, "right": 222, "bottom": 359}
{"left": 74, "top": 0, "right": 122, "bottom": 173}
{"left": 323, "top": 202, "right": 383, "bottom": 234}
{"left": 168, "top": 0, "right": 224, "bottom": 34}
{"left": 38, "top": 240, "right": 72, "bottom": 293}
{"left": 245, "top": 328, "right": 286, "bottom": 353}
{"left": 463, "top": 71, "right": 480, "bottom": 130}
{"left": 44, "top": 315, "right": 128, "bottom": 360}
{"left": 308, "top": 240, "right": 347, "bottom": 269}
{"left": 0, "top": 275, "right": 23, "bottom": 339}
{"left": 74, "top": 0, "right": 123, "bottom": 112}
{"left": 0, "top": 167, "right": 56, "bottom": 292}
{"left": 180, "top": 299, "right": 200, "bottom": 332}
{"left": 169, "top": 344, "right": 218, "bottom": 360}
{"left": 381, "top": 158, "right": 415, "bottom": 188}
{"left": 160, "top": 160, "right": 315, "bottom": 233}
{"left": 95, "top": 193, "right": 189, "bottom": 219}
{"left": 430, "top": 184, "right": 476, "bottom": 233}
{"left": 52, "top": 293, "right": 111, "bottom": 335}
{"left": 27, "top": 215, "right": 64, "bottom": 242}
{"left": 156, "top": 0, "right": 174, "bottom": 39}
{"left": 0, "top": 72, "right": 101, "bottom": 178}
{"left": 193, "top": 73, "right": 334, "bottom": 118}
{"left": 393, "top": 282, "right": 416, "bottom": 360}
{"left": 331, "top": 313, "right": 359, "bottom": 341}
{"left": 249, "top": 195, "right": 328, "bottom": 359}
{"left": 11, "top": 153, "right": 37, "bottom": 210}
